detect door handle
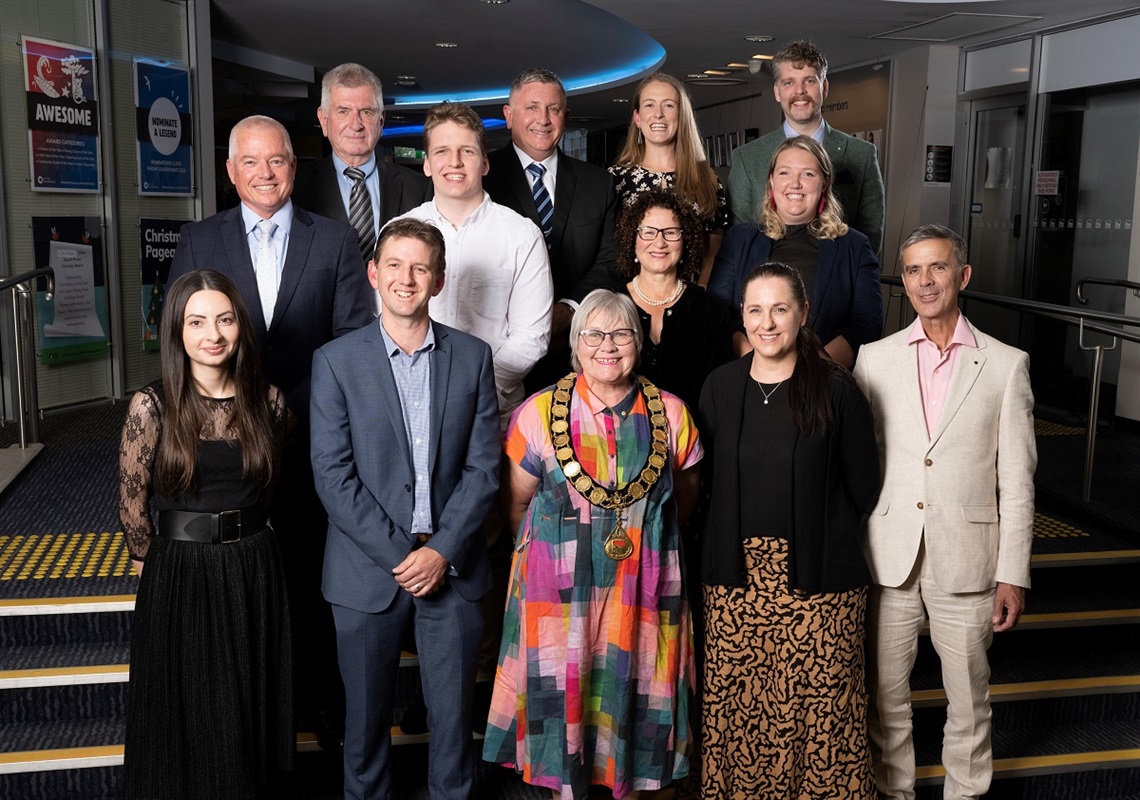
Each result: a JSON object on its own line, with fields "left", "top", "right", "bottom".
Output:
{"left": 1013, "top": 213, "right": 1021, "bottom": 238}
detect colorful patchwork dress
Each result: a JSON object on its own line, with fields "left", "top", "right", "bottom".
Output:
{"left": 483, "top": 374, "right": 702, "bottom": 800}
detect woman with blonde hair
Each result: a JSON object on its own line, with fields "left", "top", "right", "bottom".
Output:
{"left": 610, "top": 72, "right": 728, "bottom": 283}
{"left": 707, "top": 135, "right": 882, "bottom": 368}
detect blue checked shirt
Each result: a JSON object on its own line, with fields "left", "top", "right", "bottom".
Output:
{"left": 379, "top": 321, "right": 435, "bottom": 533}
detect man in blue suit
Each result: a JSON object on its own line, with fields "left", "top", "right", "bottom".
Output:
{"left": 169, "top": 114, "right": 372, "bottom": 750}
{"left": 310, "top": 217, "right": 500, "bottom": 800}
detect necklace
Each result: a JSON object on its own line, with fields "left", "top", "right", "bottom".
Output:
{"left": 550, "top": 373, "right": 670, "bottom": 560}
{"left": 755, "top": 379, "right": 784, "bottom": 405}
{"left": 631, "top": 275, "right": 685, "bottom": 307}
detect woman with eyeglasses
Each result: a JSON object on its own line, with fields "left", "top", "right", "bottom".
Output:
{"left": 609, "top": 72, "right": 728, "bottom": 284}
{"left": 708, "top": 135, "right": 882, "bottom": 368}
{"left": 484, "top": 289, "right": 703, "bottom": 800}
{"left": 615, "top": 189, "right": 745, "bottom": 412}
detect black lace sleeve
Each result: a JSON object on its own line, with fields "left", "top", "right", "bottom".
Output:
{"left": 119, "top": 387, "right": 161, "bottom": 560}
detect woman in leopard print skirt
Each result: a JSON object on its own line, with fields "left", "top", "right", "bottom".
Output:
{"left": 696, "top": 262, "right": 881, "bottom": 799}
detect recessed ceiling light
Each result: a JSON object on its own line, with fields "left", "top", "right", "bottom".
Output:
{"left": 687, "top": 73, "right": 707, "bottom": 79}
{"left": 612, "top": 98, "right": 630, "bottom": 103}
{"left": 751, "top": 54, "right": 774, "bottom": 61}
{"left": 744, "top": 35, "right": 774, "bottom": 42}
{"left": 435, "top": 42, "right": 458, "bottom": 48}
{"left": 481, "top": 0, "right": 510, "bottom": 4}
{"left": 726, "top": 62, "right": 750, "bottom": 69}
{"left": 703, "top": 69, "right": 732, "bottom": 76}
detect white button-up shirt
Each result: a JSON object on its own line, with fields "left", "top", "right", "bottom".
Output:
{"left": 393, "top": 193, "right": 553, "bottom": 422}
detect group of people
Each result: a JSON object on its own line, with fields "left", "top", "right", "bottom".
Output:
{"left": 118, "top": 38, "right": 1036, "bottom": 800}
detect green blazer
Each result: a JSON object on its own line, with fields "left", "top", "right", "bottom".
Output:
{"left": 727, "top": 121, "right": 885, "bottom": 254}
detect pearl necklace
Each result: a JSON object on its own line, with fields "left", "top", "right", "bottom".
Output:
{"left": 631, "top": 275, "right": 685, "bottom": 307}
{"left": 755, "top": 380, "right": 784, "bottom": 405}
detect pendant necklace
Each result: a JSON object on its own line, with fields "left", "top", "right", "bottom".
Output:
{"left": 756, "top": 380, "right": 784, "bottom": 405}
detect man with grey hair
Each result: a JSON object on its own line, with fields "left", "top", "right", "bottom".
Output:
{"left": 727, "top": 39, "right": 884, "bottom": 252}
{"left": 853, "top": 224, "right": 1035, "bottom": 800}
{"left": 484, "top": 67, "right": 620, "bottom": 393}
{"left": 294, "top": 62, "right": 430, "bottom": 263}
{"left": 171, "top": 113, "right": 372, "bottom": 753}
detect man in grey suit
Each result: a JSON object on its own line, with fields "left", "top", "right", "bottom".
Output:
{"left": 484, "top": 67, "right": 621, "bottom": 392}
{"left": 170, "top": 114, "right": 372, "bottom": 750}
{"left": 853, "top": 225, "right": 1036, "bottom": 800}
{"left": 293, "top": 62, "right": 430, "bottom": 263}
{"left": 727, "top": 40, "right": 885, "bottom": 252}
{"left": 310, "top": 218, "right": 500, "bottom": 800}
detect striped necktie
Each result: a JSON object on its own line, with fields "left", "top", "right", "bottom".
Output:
{"left": 526, "top": 162, "right": 554, "bottom": 245}
{"left": 344, "top": 166, "right": 376, "bottom": 261}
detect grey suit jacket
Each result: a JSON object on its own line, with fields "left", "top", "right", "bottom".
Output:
{"left": 727, "top": 121, "right": 885, "bottom": 253}
{"left": 169, "top": 203, "right": 373, "bottom": 420}
{"left": 310, "top": 320, "right": 501, "bottom": 613}
{"left": 853, "top": 319, "right": 1036, "bottom": 592}
{"left": 293, "top": 155, "right": 431, "bottom": 235}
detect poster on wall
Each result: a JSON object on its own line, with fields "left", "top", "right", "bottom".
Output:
{"left": 134, "top": 60, "right": 193, "bottom": 195}
{"left": 23, "top": 37, "right": 100, "bottom": 193}
{"left": 139, "top": 219, "right": 188, "bottom": 350}
{"left": 33, "top": 217, "right": 109, "bottom": 364}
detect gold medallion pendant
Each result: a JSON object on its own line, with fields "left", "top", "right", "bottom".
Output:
{"left": 604, "top": 515, "right": 634, "bottom": 561}
{"left": 550, "top": 374, "right": 670, "bottom": 561}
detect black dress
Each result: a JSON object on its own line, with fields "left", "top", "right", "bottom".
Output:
{"left": 119, "top": 382, "right": 293, "bottom": 800}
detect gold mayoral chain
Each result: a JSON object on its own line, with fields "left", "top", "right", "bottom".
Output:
{"left": 549, "top": 373, "right": 670, "bottom": 561}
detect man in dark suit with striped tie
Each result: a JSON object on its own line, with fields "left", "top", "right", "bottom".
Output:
{"left": 484, "top": 67, "right": 621, "bottom": 392}
{"left": 293, "top": 62, "right": 430, "bottom": 266}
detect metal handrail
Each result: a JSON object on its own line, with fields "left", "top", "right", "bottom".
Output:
{"left": 1076, "top": 277, "right": 1140, "bottom": 305}
{"left": 2, "top": 267, "right": 54, "bottom": 448}
{"left": 880, "top": 275, "right": 1140, "bottom": 502}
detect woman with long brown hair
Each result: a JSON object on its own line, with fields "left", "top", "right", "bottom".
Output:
{"left": 610, "top": 72, "right": 728, "bottom": 284}
{"left": 119, "top": 269, "right": 292, "bottom": 799}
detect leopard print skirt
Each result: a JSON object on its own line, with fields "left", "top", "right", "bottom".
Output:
{"left": 701, "top": 536, "right": 874, "bottom": 800}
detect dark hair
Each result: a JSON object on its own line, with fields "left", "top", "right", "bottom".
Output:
{"left": 423, "top": 100, "right": 487, "bottom": 156}
{"left": 375, "top": 218, "right": 447, "bottom": 275}
{"left": 156, "top": 270, "right": 278, "bottom": 497}
{"left": 615, "top": 189, "right": 704, "bottom": 283}
{"left": 740, "top": 262, "right": 836, "bottom": 435}
{"left": 899, "top": 223, "right": 968, "bottom": 267}
{"left": 771, "top": 39, "right": 828, "bottom": 82}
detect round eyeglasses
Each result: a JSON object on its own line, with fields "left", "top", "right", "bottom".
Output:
{"left": 578, "top": 328, "right": 636, "bottom": 347}
{"left": 636, "top": 225, "right": 683, "bottom": 242}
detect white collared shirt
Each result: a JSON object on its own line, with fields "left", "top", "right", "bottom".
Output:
{"left": 392, "top": 194, "right": 553, "bottom": 422}
{"left": 239, "top": 201, "right": 293, "bottom": 279}
{"left": 511, "top": 144, "right": 558, "bottom": 199}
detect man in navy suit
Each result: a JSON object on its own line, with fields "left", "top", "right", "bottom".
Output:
{"left": 293, "top": 62, "right": 430, "bottom": 263}
{"left": 484, "top": 67, "right": 621, "bottom": 392}
{"left": 169, "top": 114, "right": 372, "bottom": 750}
{"left": 310, "top": 217, "right": 500, "bottom": 800}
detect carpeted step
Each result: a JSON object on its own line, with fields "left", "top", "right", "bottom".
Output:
{"left": 914, "top": 766, "right": 1140, "bottom": 800}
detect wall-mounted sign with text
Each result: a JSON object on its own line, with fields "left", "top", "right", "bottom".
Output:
{"left": 23, "top": 37, "right": 100, "bottom": 193}
{"left": 134, "top": 60, "right": 193, "bottom": 196}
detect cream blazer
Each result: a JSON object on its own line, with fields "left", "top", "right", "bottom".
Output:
{"left": 853, "top": 319, "right": 1036, "bottom": 592}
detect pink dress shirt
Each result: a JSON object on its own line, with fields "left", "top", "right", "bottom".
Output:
{"left": 906, "top": 313, "right": 977, "bottom": 438}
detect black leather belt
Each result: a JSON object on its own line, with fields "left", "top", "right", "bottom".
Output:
{"left": 412, "top": 532, "right": 433, "bottom": 550}
{"left": 158, "top": 507, "right": 269, "bottom": 544}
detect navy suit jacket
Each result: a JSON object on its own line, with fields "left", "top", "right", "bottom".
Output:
{"left": 169, "top": 204, "right": 373, "bottom": 421}
{"left": 707, "top": 224, "right": 883, "bottom": 354}
{"left": 293, "top": 155, "right": 431, "bottom": 233}
{"left": 310, "top": 320, "right": 500, "bottom": 613}
{"left": 484, "top": 145, "right": 620, "bottom": 303}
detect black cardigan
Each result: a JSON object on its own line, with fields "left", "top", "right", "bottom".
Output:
{"left": 698, "top": 356, "right": 881, "bottom": 593}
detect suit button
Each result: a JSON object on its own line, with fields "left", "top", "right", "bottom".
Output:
{"left": 925, "top": 459, "right": 933, "bottom": 466}
{"left": 917, "top": 502, "right": 924, "bottom": 510}
{"left": 405, "top": 484, "right": 412, "bottom": 492}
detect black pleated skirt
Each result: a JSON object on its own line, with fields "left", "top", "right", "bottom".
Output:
{"left": 123, "top": 527, "right": 294, "bottom": 800}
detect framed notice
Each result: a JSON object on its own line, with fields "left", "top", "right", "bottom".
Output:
{"left": 134, "top": 60, "right": 193, "bottom": 195}
{"left": 33, "top": 217, "right": 109, "bottom": 364}
{"left": 23, "top": 37, "right": 100, "bottom": 193}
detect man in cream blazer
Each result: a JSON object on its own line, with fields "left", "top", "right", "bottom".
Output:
{"left": 853, "top": 224, "right": 1036, "bottom": 800}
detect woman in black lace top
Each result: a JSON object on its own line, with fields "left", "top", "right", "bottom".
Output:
{"left": 119, "top": 269, "right": 292, "bottom": 799}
